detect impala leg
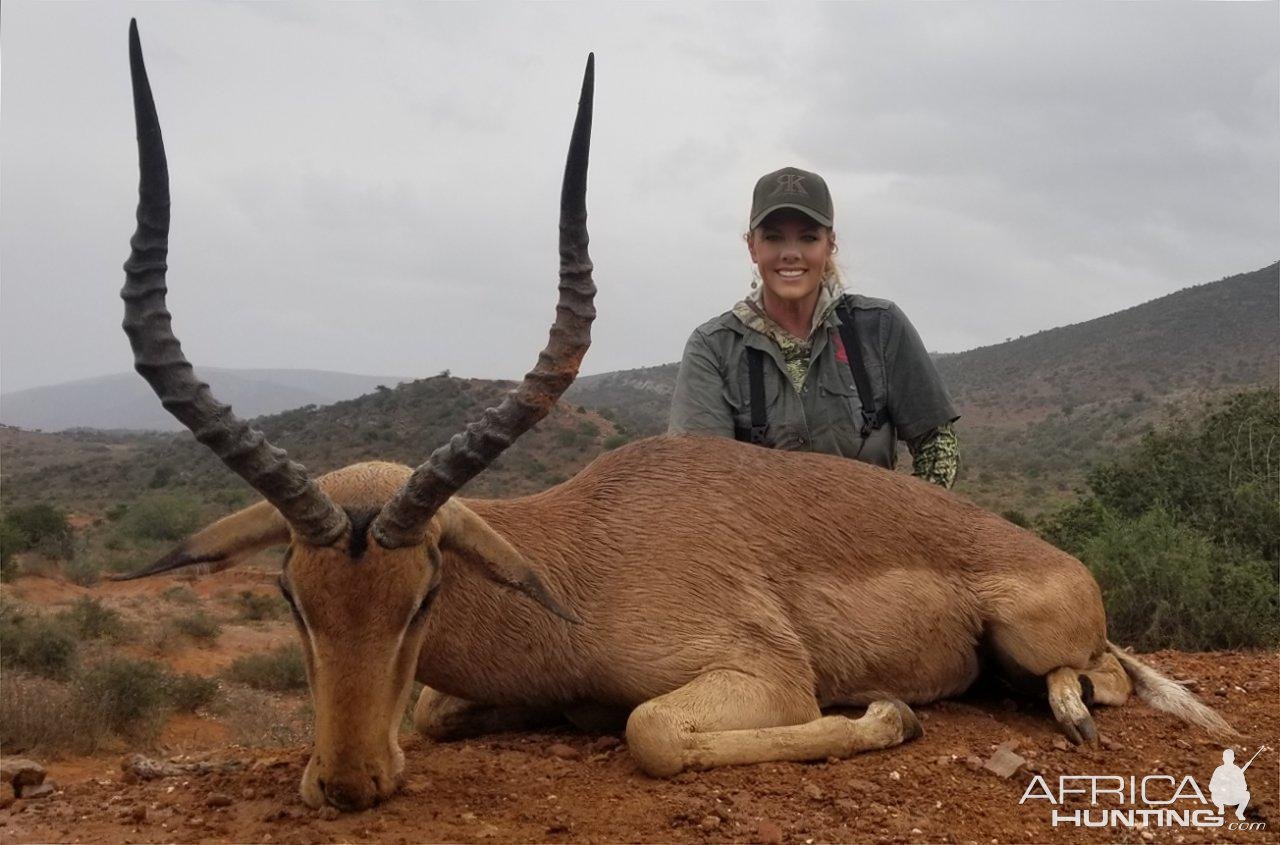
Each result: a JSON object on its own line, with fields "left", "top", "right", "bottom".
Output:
{"left": 413, "top": 687, "right": 561, "bottom": 741}
{"left": 1046, "top": 667, "right": 1098, "bottom": 745}
{"left": 1078, "top": 651, "right": 1132, "bottom": 706}
{"left": 625, "top": 669, "right": 922, "bottom": 777}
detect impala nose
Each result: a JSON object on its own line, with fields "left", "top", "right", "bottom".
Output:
{"left": 321, "top": 777, "right": 377, "bottom": 812}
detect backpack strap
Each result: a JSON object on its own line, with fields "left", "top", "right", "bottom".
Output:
{"left": 835, "top": 300, "right": 889, "bottom": 438}
{"left": 734, "top": 346, "right": 770, "bottom": 446}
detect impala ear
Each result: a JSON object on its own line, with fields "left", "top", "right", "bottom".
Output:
{"left": 435, "top": 500, "right": 580, "bottom": 624}
{"left": 111, "top": 500, "right": 292, "bottom": 581}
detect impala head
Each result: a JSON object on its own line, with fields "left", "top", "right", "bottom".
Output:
{"left": 115, "top": 21, "right": 594, "bottom": 811}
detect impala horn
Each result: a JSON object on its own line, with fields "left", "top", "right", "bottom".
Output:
{"left": 120, "top": 19, "right": 349, "bottom": 549}
{"left": 372, "top": 54, "right": 596, "bottom": 549}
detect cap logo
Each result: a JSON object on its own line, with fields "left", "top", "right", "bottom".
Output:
{"left": 771, "top": 174, "right": 808, "bottom": 196}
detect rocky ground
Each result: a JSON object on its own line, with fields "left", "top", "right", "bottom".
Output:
{"left": 1, "top": 651, "right": 1275, "bottom": 845}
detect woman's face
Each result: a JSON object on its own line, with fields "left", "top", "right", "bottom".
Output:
{"left": 747, "top": 210, "right": 834, "bottom": 306}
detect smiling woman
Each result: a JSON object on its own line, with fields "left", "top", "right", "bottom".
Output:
{"left": 668, "top": 166, "right": 961, "bottom": 488}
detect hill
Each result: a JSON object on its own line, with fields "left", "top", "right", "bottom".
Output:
{"left": 566, "top": 262, "right": 1279, "bottom": 513}
{"left": 0, "top": 368, "right": 410, "bottom": 432}
{"left": 0, "top": 376, "right": 621, "bottom": 513}
{"left": 2, "top": 262, "right": 1275, "bottom": 518}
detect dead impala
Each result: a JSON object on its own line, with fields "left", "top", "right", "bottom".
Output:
{"left": 117, "top": 21, "right": 1232, "bottom": 813}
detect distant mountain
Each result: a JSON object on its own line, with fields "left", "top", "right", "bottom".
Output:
{"left": 0, "top": 368, "right": 411, "bottom": 432}
{"left": 4, "top": 263, "right": 1275, "bottom": 518}
{"left": 1, "top": 375, "right": 622, "bottom": 511}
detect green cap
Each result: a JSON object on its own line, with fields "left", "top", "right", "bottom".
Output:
{"left": 749, "top": 166, "right": 833, "bottom": 229}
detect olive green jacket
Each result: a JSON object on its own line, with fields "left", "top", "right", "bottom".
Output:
{"left": 668, "top": 294, "right": 958, "bottom": 470}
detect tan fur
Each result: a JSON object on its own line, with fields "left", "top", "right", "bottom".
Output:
{"left": 160, "top": 435, "right": 1232, "bottom": 810}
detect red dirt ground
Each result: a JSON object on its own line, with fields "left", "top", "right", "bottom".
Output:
{"left": 3, "top": 650, "right": 1275, "bottom": 844}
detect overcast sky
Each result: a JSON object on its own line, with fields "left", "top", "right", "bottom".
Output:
{"left": 2, "top": 2, "right": 1276, "bottom": 394}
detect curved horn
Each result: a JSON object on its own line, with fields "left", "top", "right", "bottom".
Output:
{"left": 373, "top": 54, "right": 596, "bottom": 549}
{"left": 121, "top": 20, "right": 348, "bottom": 547}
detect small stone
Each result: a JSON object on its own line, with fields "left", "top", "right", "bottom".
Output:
{"left": 205, "top": 793, "right": 233, "bottom": 808}
{"left": 983, "top": 747, "right": 1026, "bottom": 779}
{"left": 756, "top": 820, "right": 784, "bottom": 845}
{"left": 0, "top": 758, "right": 46, "bottom": 793}
{"left": 587, "top": 736, "right": 621, "bottom": 753}
{"left": 460, "top": 812, "right": 477, "bottom": 822}
{"left": 912, "top": 829, "right": 924, "bottom": 835}
{"left": 317, "top": 805, "right": 340, "bottom": 821}
{"left": 934, "top": 755, "right": 952, "bottom": 766}
{"left": 120, "top": 805, "right": 146, "bottom": 823}
{"left": 478, "top": 823, "right": 501, "bottom": 838}
{"left": 835, "top": 799, "right": 859, "bottom": 814}
{"left": 1051, "top": 737, "right": 1071, "bottom": 752}
{"left": 1141, "top": 832, "right": 1154, "bottom": 841}
{"left": 1100, "top": 735, "right": 1121, "bottom": 751}
{"left": 963, "top": 756, "right": 984, "bottom": 772}
{"left": 547, "top": 743, "right": 580, "bottom": 760}
{"left": 699, "top": 815, "right": 721, "bottom": 829}
{"left": 18, "top": 781, "right": 55, "bottom": 800}
{"left": 889, "top": 770, "right": 901, "bottom": 781}
{"left": 802, "top": 782, "right": 824, "bottom": 800}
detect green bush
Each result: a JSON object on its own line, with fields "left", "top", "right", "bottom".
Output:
{"left": 121, "top": 494, "right": 203, "bottom": 543}
{"left": 1081, "top": 509, "right": 1279, "bottom": 651}
{"left": 59, "top": 596, "right": 124, "bottom": 641}
{"left": 164, "top": 673, "right": 219, "bottom": 712}
{"left": 168, "top": 610, "right": 221, "bottom": 642}
{"left": 162, "top": 585, "right": 199, "bottom": 605}
{"left": 0, "top": 614, "right": 77, "bottom": 680}
{"left": 1085, "top": 390, "right": 1278, "bottom": 562}
{"left": 63, "top": 555, "right": 102, "bottom": 587}
{"left": 224, "top": 644, "right": 308, "bottom": 691}
{"left": 602, "top": 434, "right": 630, "bottom": 450}
{"left": 4, "top": 504, "right": 70, "bottom": 547}
{"left": 0, "top": 520, "right": 31, "bottom": 579}
{"left": 234, "top": 590, "right": 287, "bottom": 622}
{"left": 72, "top": 657, "right": 170, "bottom": 740}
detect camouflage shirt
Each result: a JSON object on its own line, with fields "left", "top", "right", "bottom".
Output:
{"left": 671, "top": 281, "right": 960, "bottom": 488}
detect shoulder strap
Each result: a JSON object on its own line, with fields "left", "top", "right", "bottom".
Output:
{"left": 736, "top": 346, "right": 770, "bottom": 445}
{"left": 835, "top": 300, "right": 888, "bottom": 438}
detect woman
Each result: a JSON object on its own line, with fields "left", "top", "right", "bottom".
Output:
{"left": 668, "top": 166, "right": 960, "bottom": 488}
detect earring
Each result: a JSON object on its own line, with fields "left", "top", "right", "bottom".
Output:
{"left": 750, "top": 268, "right": 760, "bottom": 290}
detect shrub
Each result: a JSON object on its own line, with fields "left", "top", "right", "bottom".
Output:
{"left": 602, "top": 434, "right": 630, "bottom": 450}
{"left": 4, "top": 504, "right": 70, "bottom": 547}
{"left": 168, "top": 610, "right": 222, "bottom": 643}
{"left": 1001, "top": 510, "right": 1029, "bottom": 528}
{"left": 164, "top": 673, "right": 220, "bottom": 712}
{"left": 0, "top": 672, "right": 103, "bottom": 754}
{"left": 0, "top": 614, "right": 77, "bottom": 680}
{"left": 72, "top": 657, "right": 169, "bottom": 741}
{"left": 104, "top": 503, "right": 129, "bottom": 522}
{"left": 59, "top": 596, "right": 124, "bottom": 640}
{"left": 1081, "top": 508, "right": 1279, "bottom": 651}
{"left": 234, "top": 590, "right": 287, "bottom": 622}
{"left": 224, "top": 644, "right": 308, "bottom": 691}
{"left": 0, "top": 520, "right": 31, "bottom": 579}
{"left": 121, "top": 494, "right": 203, "bottom": 543}
{"left": 162, "top": 585, "right": 199, "bottom": 605}
{"left": 63, "top": 555, "right": 102, "bottom": 587}
{"left": 215, "top": 686, "right": 313, "bottom": 747}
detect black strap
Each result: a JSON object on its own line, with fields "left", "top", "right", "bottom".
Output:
{"left": 835, "top": 301, "right": 888, "bottom": 438}
{"left": 739, "top": 347, "right": 769, "bottom": 445}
